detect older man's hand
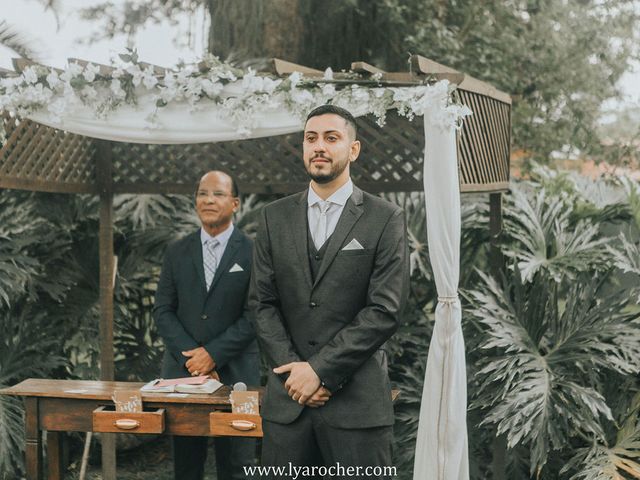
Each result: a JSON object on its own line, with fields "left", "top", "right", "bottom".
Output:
{"left": 182, "top": 347, "right": 215, "bottom": 376}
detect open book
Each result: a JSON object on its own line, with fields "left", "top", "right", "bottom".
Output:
{"left": 140, "top": 375, "right": 223, "bottom": 394}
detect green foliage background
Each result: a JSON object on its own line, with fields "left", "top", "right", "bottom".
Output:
{"left": 1, "top": 169, "right": 640, "bottom": 479}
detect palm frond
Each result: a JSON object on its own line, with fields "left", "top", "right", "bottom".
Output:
{"left": 608, "top": 233, "right": 640, "bottom": 277}
{"left": 0, "top": 306, "right": 68, "bottom": 477}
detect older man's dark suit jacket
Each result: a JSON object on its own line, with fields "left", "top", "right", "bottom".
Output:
{"left": 250, "top": 185, "right": 409, "bottom": 429}
{"left": 154, "top": 227, "right": 259, "bottom": 385}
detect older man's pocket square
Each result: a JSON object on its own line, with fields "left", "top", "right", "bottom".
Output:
{"left": 229, "top": 263, "right": 244, "bottom": 272}
{"left": 342, "top": 239, "right": 364, "bottom": 250}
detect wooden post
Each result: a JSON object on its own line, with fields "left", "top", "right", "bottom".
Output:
{"left": 46, "top": 431, "right": 64, "bottom": 480}
{"left": 25, "top": 397, "right": 42, "bottom": 480}
{"left": 489, "top": 191, "right": 506, "bottom": 480}
{"left": 489, "top": 193, "right": 503, "bottom": 276}
{"left": 96, "top": 141, "right": 116, "bottom": 480}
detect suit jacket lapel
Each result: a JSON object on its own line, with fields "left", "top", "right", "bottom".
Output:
{"left": 189, "top": 231, "right": 207, "bottom": 294}
{"left": 292, "top": 192, "right": 314, "bottom": 289}
{"left": 312, "top": 186, "right": 364, "bottom": 289}
{"left": 207, "top": 227, "right": 242, "bottom": 295}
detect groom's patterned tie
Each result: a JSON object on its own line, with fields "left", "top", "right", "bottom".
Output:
{"left": 313, "top": 201, "right": 332, "bottom": 250}
{"left": 203, "top": 238, "right": 219, "bottom": 290}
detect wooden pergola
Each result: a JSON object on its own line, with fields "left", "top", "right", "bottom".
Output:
{"left": 0, "top": 54, "right": 510, "bottom": 478}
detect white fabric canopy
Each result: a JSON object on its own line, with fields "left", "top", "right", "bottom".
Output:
{"left": 28, "top": 96, "right": 372, "bottom": 144}
{"left": 23, "top": 94, "right": 468, "bottom": 480}
{"left": 30, "top": 102, "right": 304, "bottom": 144}
{"left": 413, "top": 119, "right": 468, "bottom": 479}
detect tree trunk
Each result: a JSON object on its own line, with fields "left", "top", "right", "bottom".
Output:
{"left": 207, "top": 0, "right": 406, "bottom": 71}
{"left": 209, "top": 0, "right": 303, "bottom": 62}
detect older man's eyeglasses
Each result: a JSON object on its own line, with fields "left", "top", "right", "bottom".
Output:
{"left": 197, "top": 190, "right": 234, "bottom": 199}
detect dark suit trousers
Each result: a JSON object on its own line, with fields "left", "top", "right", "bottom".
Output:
{"left": 173, "top": 435, "right": 256, "bottom": 480}
{"left": 261, "top": 408, "right": 393, "bottom": 480}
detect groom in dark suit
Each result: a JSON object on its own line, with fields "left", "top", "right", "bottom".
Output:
{"left": 250, "top": 105, "right": 409, "bottom": 477}
{"left": 153, "top": 170, "right": 259, "bottom": 480}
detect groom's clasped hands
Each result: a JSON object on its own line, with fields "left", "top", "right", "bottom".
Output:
{"left": 273, "top": 361, "right": 332, "bottom": 408}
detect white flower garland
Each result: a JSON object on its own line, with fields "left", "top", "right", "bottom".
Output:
{"left": 0, "top": 53, "right": 471, "bottom": 138}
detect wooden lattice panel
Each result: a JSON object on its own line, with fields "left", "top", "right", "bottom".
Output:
{"left": 110, "top": 107, "right": 508, "bottom": 195}
{"left": 0, "top": 114, "right": 96, "bottom": 193}
{"left": 110, "top": 112, "right": 427, "bottom": 195}
{"left": 457, "top": 89, "right": 510, "bottom": 192}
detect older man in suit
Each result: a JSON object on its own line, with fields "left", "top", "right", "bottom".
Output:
{"left": 153, "top": 170, "right": 259, "bottom": 480}
{"left": 250, "top": 105, "right": 410, "bottom": 477}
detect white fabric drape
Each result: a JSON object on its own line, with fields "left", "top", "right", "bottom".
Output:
{"left": 29, "top": 98, "right": 306, "bottom": 144}
{"left": 413, "top": 118, "right": 468, "bottom": 480}
{"left": 27, "top": 96, "right": 371, "bottom": 145}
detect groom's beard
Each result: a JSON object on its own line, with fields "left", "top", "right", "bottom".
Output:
{"left": 306, "top": 154, "right": 349, "bottom": 184}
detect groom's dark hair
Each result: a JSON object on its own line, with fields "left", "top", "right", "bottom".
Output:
{"left": 305, "top": 104, "right": 358, "bottom": 140}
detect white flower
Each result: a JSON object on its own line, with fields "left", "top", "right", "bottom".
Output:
{"left": 323, "top": 67, "right": 334, "bottom": 80}
{"left": 163, "top": 72, "right": 176, "bottom": 91}
{"left": 177, "top": 69, "right": 191, "bottom": 84}
{"left": 60, "top": 62, "right": 83, "bottom": 82}
{"left": 22, "top": 66, "right": 38, "bottom": 84}
{"left": 200, "top": 78, "right": 223, "bottom": 97}
{"left": 82, "top": 85, "right": 98, "bottom": 101}
{"left": 217, "top": 69, "right": 237, "bottom": 81}
{"left": 350, "top": 85, "right": 369, "bottom": 103}
{"left": 321, "top": 83, "right": 336, "bottom": 97}
{"left": 392, "top": 88, "right": 414, "bottom": 103}
{"left": 261, "top": 77, "right": 281, "bottom": 94}
{"left": 126, "top": 64, "right": 143, "bottom": 86}
{"left": 111, "top": 68, "right": 124, "bottom": 79}
{"left": 46, "top": 70, "right": 61, "bottom": 89}
{"left": 288, "top": 71, "right": 302, "bottom": 88}
{"left": 159, "top": 86, "right": 177, "bottom": 103}
{"left": 14, "top": 84, "right": 53, "bottom": 109}
{"left": 242, "top": 69, "right": 264, "bottom": 93}
{"left": 1, "top": 76, "right": 21, "bottom": 94}
{"left": 143, "top": 74, "right": 158, "bottom": 89}
{"left": 110, "top": 79, "right": 126, "bottom": 99}
{"left": 185, "top": 77, "right": 203, "bottom": 98}
{"left": 142, "top": 66, "right": 158, "bottom": 89}
{"left": 83, "top": 63, "right": 100, "bottom": 82}
{"left": 291, "top": 88, "right": 314, "bottom": 105}
{"left": 0, "top": 94, "right": 10, "bottom": 110}
{"left": 372, "top": 87, "right": 386, "bottom": 98}
{"left": 47, "top": 97, "right": 66, "bottom": 121}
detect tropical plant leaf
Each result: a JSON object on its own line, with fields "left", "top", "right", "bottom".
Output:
{"left": 470, "top": 268, "right": 640, "bottom": 474}
{"left": 503, "top": 187, "right": 611, "bottom": 282}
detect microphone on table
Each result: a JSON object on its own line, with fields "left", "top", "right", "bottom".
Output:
{"left": 232, "top": 382, "right": 247, "bottom": 392}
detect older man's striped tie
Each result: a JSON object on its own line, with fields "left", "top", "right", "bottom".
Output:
{"left": 203, "top": 238, "right": 219, "bottom": 290}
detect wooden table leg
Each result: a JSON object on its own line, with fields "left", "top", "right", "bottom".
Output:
{"left": 101, "top": 433, "right": 117, "bottom": 480}
{"left": 47, "top": 431, "right": 64, "bottom": 480}
{"left": 25, "top": 397, "right": 42, "bottom": 480}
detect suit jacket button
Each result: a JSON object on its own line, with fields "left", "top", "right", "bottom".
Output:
{"left": 201, "top": 314, "right": 207, "bottom": 320}
{"left": 314, "top": 254, "right": 321, "bottom": 260}
{"left": 309, "top": 302, "right": 318, "bottom": 308}
{"left": 308, "top": 340, "right": 318, "bottom": 346}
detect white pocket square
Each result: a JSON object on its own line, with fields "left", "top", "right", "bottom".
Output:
{"left": 342, "top": 239, "right": 364, "bottom": 250}
{"left": 229, "top": 263, "right": 244, "bottom": 273}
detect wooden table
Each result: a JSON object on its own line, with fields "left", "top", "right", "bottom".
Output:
{"left": 0, "top": 378, "right": 251, "bottom": 480}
